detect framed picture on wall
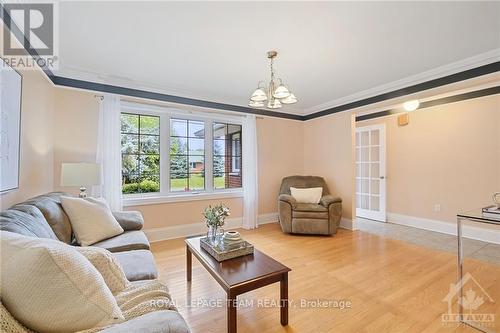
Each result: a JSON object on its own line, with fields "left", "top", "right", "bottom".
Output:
{"left": 0, "top": 57, "right": 23, "bottom": 193}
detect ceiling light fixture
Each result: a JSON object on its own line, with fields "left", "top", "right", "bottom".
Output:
{"left": 403, "top": 100, "right": 420, "bottom": 112}
{"left": 249, "top": 50, "right": 298, "bottom": 109}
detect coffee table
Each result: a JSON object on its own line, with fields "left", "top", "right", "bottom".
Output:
{"left": 185, "top": 236, "right": 291, "bottom": 333}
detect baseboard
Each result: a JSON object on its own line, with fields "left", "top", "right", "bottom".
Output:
{"left": 387, "top": 212, "right": 500, "bottom": 245}
{"left": 145, "top": 213, "right": 279, "bottom": 242}
{"left": 339, "top": 218, "right": 356, "bottom": 231}
{"left": 258, "top": 212, "right": 279, "bottom": 225}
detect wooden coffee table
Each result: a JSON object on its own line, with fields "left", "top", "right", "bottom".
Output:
{"left": 185, "top": 236, "right": 291, "bottom": 333}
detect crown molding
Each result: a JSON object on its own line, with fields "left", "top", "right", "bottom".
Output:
{"left": 355, "top": 84, "right": 500, "bottom": 122}
{"left": 302, "top": 49, "right": 500, "bottom": 116}
{"left": 3, "top": 15, "right": 499, "bottom": 122}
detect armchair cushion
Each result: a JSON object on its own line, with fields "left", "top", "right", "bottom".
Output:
{"left": 294, "top": 203, "right": 327, "bottom": 212}
{"left": 278, "top": 194, "right": 297, "bottom": 208}
{"left": 320, "top": 195, "right": 342, "bottom": 207}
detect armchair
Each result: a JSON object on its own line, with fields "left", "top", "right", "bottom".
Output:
{"left": 278, "top": 176, "right": 342, "bottom": 235}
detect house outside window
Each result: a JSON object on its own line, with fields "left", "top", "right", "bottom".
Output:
{"left": 213, "top": 123, "right": 242, "bottom": 189}
{"left": 119, "top": 103, "right": 243, "bottom": 203}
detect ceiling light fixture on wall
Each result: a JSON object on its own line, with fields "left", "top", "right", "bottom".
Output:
{"left": 403, "top": 100, "right": 420, "bottom": 111}
{"left": 249, "top": 50, "right": 298, "bottom": 109}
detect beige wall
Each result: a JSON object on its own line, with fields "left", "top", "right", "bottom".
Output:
{"left": 51, "top": 87, "right": 305, "bottom": 229}
{"left": 0, "top": 70, "right": 55, "bottom": 209}
{"left": 53, "top": 87, "right": 100, "bottom": 191}
{"left": 303, "top": 112, "right": 355, "bottom": 219}
{"left": 257, "top": 116, "right": 304, "bottom": 214}
{"left": 357, "top": 94, "right": 500, "bottom": 223}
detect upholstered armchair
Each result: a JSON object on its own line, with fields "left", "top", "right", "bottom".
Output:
{"left": 278, "top": 176, "right": 342, "bottom": 235}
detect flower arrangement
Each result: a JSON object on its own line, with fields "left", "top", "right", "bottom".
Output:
{"left": 203, "top": 203, "right": 230, "bottom": 228}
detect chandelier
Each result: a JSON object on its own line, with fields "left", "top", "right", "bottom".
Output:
{"left": 248, "top": 50, "right": 298, "bottom": 109}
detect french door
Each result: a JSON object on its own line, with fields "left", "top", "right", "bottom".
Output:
{"left": 355, "top": 124, "right": 386, "bottom": 222}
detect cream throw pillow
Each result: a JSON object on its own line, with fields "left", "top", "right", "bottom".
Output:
{"left": 75, "top": 246, "right": 130, "bottom": 294}
{"left": 61, "top": 196, "right": 124, "bottom": 246}
{"left": 290, "top": 187, "right": 323, "bottom": 204}
{"left": 0, "top": 232, "right": 124, "bottom": 333}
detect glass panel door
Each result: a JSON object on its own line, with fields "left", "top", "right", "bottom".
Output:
{"left": 355, "top": 124, "right": 386, "bottom": 222}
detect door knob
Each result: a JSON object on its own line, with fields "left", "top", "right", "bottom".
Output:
{"left": 380, "top": 176, "right": 385, "bottom": 179}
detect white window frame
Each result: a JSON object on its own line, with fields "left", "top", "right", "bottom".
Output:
{"left": 231, "top": 132, "right": 241, "bottom": 173}
{"left": 120, "top": 101, "right": 244, "bottom": 206}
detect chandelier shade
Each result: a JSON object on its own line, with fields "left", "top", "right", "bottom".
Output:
{"left": 248, "top": 51, "right": 297, "bottom": 109}
{"left": 267, "top": 98, "right": 282, "bottom": 109}
{"left": 250, "top": 88, "right": 268, "bottom": 102}
{"left": 281, "top": 93, "right": 297, "bottom": 104}
{"left": 248, "top": 100, "right": 265, "bottom": 107}
{"left": 273, "top": 84, "right": 291, "bottom": 99}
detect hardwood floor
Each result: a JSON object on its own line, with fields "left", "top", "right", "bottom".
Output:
{"left": 150, "top": 223, "right": 499, "bottom": 333}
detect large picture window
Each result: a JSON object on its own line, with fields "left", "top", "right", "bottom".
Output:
{"left": 121, "top": 113, "right": 160, "bottom": 194}
{"left": 120, "top": 108, "right": 242, "bottom": 198}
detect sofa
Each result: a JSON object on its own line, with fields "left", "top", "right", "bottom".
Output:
{"left": 0, "top": 192, "right": 190, "bottom": 333}
{"left": 278, "top": 176, "right": 342, "bottom": 235}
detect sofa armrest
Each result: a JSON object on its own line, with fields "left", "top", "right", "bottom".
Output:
{"left": 112, "top": 211, "right": 144, "bottom": 231}
{"left": 278, "top": 194, "right": 297, "bottom": 208}
{"left": 320, "top": 195, "right": 342, "bottom": 208}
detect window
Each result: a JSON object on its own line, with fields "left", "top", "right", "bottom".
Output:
{"left": 231, "top": 133, "right": 241, "bottom": 173}
{"left": 121, "top": 113, "right": 160, "bottom": 194}
{"left": 120, "top": 108, "right": 242, "bottom": 198}
{"left": 170, "top": 119, "right": 205, "bottom": 192}
{"left": 213, "top": 123, "right": 242, "bottom": 189}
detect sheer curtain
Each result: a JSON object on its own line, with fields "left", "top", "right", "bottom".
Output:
{"left": 242, "top": 114, "right": 259, "bottom": 229}
{"left": 93, "top": 94, "right": 123, "bottom": 211}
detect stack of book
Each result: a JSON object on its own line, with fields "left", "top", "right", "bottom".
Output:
{"left": 482, "top": 205, "right": 500, "bottom": 220}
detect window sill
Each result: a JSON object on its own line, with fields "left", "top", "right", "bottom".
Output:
{"left": 123, "top": 190, "right": 243, "bottom": 207}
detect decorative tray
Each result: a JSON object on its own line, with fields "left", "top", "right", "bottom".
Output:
{"left": 200, "top": 237, "right": 254, "bottom": 262}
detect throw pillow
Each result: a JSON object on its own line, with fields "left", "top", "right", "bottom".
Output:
{"left": 0, "top": 232, "right": 124, "bottom": 332}
{"left": 61, "top": 196, "right": 124, "bottom": 246}
{"left": 290, "top": 187, "right": 323, "bottom": 204}
{"left": 75, "top": 246, "right": 130, "bottom": 294}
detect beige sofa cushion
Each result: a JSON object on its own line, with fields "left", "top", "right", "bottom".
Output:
{"left": 61, "top": 196, "right": 124, "bottom": 246}
{"left": 0, "top": 232, "right": 124, "bottom": 332}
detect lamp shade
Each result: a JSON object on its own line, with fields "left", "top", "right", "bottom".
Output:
{"left": 248, "top": 100, "right": 264, "bottom": 108}
{"left": 281, "top": 93, "right": 297, "bottom": 104}
{"left": 60, "top": 163, "right": 101, "bottom": 187}
{"left": 267, "top": 98, "right": 282, "bottom": 109}
{"left": 250, "top": 88, "right": 268, "bottom": 102}
{"left": 273, "top": 84, "right": 290, "bottom": 99}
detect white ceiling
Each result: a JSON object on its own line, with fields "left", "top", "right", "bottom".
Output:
{"left": 56, "top": 1, "right": 500, "bottom": 115}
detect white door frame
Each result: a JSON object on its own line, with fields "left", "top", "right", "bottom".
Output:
{"left": 355, "top": 124, "right": 387, "bottom": 222}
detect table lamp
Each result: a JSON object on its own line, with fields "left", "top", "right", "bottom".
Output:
{"left": 60, "top": 163, "right": 101, "bottom": 198}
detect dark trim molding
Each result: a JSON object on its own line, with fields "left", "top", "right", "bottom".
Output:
{"left": 52, "top": 76, "right": 304, "bottom": 120}
{"left": 304, "top": 61, "right": 500, "bottom": 121}
{"left": 356, "top": 85, "right": 500, "bottom": 122}
{"left": 2, "top": 11, "right": 499, "bottom": 122}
